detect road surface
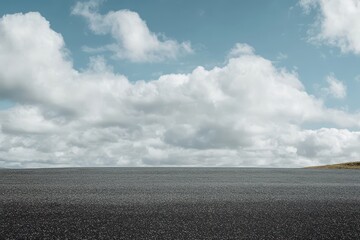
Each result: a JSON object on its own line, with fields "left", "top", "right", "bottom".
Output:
{"left": 1, "top": 168, "right": 360, "bottom": 239}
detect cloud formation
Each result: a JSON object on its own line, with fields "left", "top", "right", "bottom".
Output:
{"left": 0, "top": 12, "right": 360, "bottom": 168}
{"left": 72, "top": 0, "right": 192, "bottom": 62}
{"left": 228, "top": 43, "right": 255, "bottom": 58}
{"left": 300, "top": 0, "right": 360, "bottom": 54}
{"left": 322, "top": 74, "right": 347, "bottom": 99}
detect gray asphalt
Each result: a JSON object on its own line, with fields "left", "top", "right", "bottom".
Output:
{"left": 1, "top": 168, "right": 360, "bottom": 239}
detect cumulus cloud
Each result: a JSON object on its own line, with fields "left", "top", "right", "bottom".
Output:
{"left": 299, "top": 0, "right": 360, "bottom": 54}
{"left": 321, "top": 74, "right": 347, "bottom": 99}
{"left": 72, "top": 0, "right": 193, "bottom": 62}
{"left": 0, "top": 12, "right": 360, "bottom": 168}
{"left": 296, "top": 128, "right": 360, "bottom": 161}
{"left": 228, "top": 43, "right": 255, "bottom": 58}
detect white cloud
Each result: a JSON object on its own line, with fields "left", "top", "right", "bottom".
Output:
{"left": 321, "top": 74, "right": 347, "bottom": 99}
{"left": 299, "top": 0, "right": 360, "bottom": 54}
{"left": 72, "top": 0, "right": 193, "bottom": 62}
{"left": 0, "top": 106, "right": 59, "bottom": 135}
{"left": 295, "top": 128, "right": 360, "bottom": 165}
{"left": 1, "top": 12, "right": 360, "bottom": 168}
{"left": 299, "top": 0, "right": 318, "bottom": 13}
{"left": 228, "top": 43, "right": 255, "bottom": 58}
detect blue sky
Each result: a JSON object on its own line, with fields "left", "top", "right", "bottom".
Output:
{"left": 0, "top": 0, "right": 360, "bottom": 168}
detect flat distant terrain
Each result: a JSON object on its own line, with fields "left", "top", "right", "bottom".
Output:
{"left": 1, "top": 168, "right": 360, "bottom": 239}
{"left": 306, "top": 161, "right": 360, "bottom": 169}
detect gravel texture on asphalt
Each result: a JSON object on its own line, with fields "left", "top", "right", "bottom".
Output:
{"left": 1, "top": 168, "right": 360, "bottom": 239}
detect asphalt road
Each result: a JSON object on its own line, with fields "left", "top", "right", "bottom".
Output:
{"left": 1, "top": 168, "right": 360, "bottom": 239}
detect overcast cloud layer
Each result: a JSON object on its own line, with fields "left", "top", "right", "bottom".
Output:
{"left": 0, "top": 9, "right": 360, "bottom": 168}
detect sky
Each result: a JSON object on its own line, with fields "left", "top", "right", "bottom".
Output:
{"left": 0, "top": 0, "right": 360, "bottom": 168}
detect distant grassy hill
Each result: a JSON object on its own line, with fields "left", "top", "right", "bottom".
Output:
{"left": 306, "top": 161, "right": 360, "bottom": 169}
